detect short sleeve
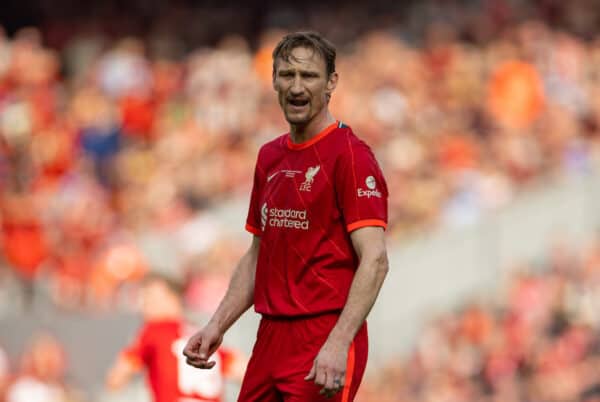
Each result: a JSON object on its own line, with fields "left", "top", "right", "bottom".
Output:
{"left": 245, "top": 151, "right": 264, "bottom": 236}
{"left": 336, "top": 141, "right": 388, "bottom": 232}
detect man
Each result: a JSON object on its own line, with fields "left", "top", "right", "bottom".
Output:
{"left": 6, "top": 332, "right": 71, "bottom": 402}
{"left": 184, "top": 31, "right": 389, "bottom": 402}
{"left": 106, "top": 274, "right": 242, "bottom": 402}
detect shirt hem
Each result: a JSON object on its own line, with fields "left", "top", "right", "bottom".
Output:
{"left": 245, "top": 223, "right": 261, "bottom": 236}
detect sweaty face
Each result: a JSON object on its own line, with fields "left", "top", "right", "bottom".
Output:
{"left": 273, "top": 46, "right": 337, "bottom": 126}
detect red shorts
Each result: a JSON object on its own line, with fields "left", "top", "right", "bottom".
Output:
{"left": 237, "top": 313, "right": 368, "bottom": 402}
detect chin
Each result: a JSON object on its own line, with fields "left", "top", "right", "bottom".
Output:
{"left": 285, "top": 113, "right": 311, "bottom": 125}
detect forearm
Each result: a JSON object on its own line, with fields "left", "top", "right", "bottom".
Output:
{"left": 329, "top": 241, "right": 388, "bottom": 345}
{"left": 208, "top": 238, "right": 258, "bottom": 333}
{"left": 106, "top": 356, "right": 138, "bottom": 390}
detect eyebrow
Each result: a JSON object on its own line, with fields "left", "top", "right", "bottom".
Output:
{"left": 277, "top": 67, "right": 321, "bottom": 75}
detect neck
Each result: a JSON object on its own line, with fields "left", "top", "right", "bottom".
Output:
{"left": 289, "top": 110, "right": 336, "bottom": 144}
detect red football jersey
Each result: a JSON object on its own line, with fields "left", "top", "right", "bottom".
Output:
{"left": 246, "top": 121, "right": 388, "bottom": 317}
{"left": 122, "top": 320, "right": 234, "bottom": 402}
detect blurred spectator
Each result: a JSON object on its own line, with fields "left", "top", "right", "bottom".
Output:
{"left": 356, "top": 237, "right": 600, "bottom": 402}
{"left": 5, "top": 332, "right": 80, "bottom": 402}
{"left": 0, "top": 187, "right": 49, "bottom": 307}
{"left": 0, "top": 344, "right": 8, "bottom": 402}
{"left": 106, "top": 273, "right": 245, "bottom": 402}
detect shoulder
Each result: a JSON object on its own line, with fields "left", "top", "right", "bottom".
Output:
{"left": 258, "top": 133, "right": 287, "bottom": 158}
{"left": 332, "top": 124, "right": 376, "bottom": 161}
{"left": 254, "top": 133, "right": 287, "bottom": 172}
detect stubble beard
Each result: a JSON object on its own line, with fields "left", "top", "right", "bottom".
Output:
{"left": 283, "top": 104, "right": 313, "bottom": 126}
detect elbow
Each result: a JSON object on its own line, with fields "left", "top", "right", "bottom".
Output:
{"left": 374, "top": 250, "right": 389, "bottom": 280}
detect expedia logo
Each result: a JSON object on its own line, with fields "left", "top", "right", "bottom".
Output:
{"left": 366, "top": 175, "right": 376, "bottom": 189}
{"left": 357, "top": 175, "right": 382, "bottom": 198}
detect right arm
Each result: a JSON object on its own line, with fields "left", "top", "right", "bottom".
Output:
{"left": 183, "top": 235, "right": 260, "bottom": 369}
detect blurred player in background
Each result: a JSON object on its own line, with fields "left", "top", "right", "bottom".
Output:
{"left": 106, "top": 274, "right": 244, "bottom": 402}
{"left": 5, "top": 332, "right": 72, "bottom": 402}
{"left": 184, "top": 31, "right": 389, "bottom": 402}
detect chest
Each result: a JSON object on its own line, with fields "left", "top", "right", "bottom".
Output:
{"left": 262, "top": 150, "right": 337, "bottom": 207}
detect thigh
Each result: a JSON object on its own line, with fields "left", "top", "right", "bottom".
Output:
{"left": 237, "top": 319, "right": 282, "bottom": 402}
{"left": 238, "top": 370, "right": 282, "bottom": 402}
{"left": 279, "top": 318, "right": 369, "bottom": 402}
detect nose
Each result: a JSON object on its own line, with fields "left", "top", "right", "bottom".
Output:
{"left": 290, "top": 75, "right": 304, "bottom": 95}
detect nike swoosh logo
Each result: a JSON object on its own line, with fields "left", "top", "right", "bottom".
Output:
{"left": 267, "top": 171, "right": 280, "bottom": 182}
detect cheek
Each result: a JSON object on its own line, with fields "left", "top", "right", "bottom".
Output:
{"left": 274, "top": 85, "right": 285, "bottom": 100}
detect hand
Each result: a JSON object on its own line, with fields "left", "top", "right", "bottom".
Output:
{"left": 182, "top": 323, "right": 224, "bottom": 369}
{"left": 304, "top": 336, "right": 350, "bottom": 398}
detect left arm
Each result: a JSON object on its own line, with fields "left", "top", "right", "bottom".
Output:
{"left": 305, "top": 226, "right": 389, "bottom": 396}
{"left": 106, "top": 354, "right": 142, "bottom": 390}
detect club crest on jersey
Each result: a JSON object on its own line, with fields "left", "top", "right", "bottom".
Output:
{"left": 299, "top": 165, "right": 320, "bottom": 192}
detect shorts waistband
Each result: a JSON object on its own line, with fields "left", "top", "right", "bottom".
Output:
{"left": 260, "top": 310, "right": 342, "bottom": 322}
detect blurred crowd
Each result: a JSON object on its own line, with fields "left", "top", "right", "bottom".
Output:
{"left": 2, "top": 1, "right": 600, "bottom": 313}
{"left": 0, "top": 333, "right": 83, "bottom": 402}
{"left": 4, "top": 1, "right": 600, "bottom": 401}
{"left": 3, "top": 238, "right": 600, "bottom": 402}
{"left": 358, "top": 237, "right": 600, "bottom": 402}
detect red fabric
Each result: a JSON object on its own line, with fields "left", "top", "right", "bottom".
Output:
{"left": 120, "top": 95, "right": 156, "bottom": 139}
{"left": 122, "top": 320, "right": 229, "bottom": 402}
{"left": 2, "top": 222, "right": 48, "bottom": 279}
{"left": 245, "top": 122, "right": 388, "bottom": 317}
{"left": 238, "top": 314, "right": 368, "bottom": 402}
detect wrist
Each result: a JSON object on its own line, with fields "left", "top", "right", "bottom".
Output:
{"left": 327, "top": 326, "right": 354, "bottom": 347}
{"left": 207, "top": 316, "right": 227, "bottom": 334}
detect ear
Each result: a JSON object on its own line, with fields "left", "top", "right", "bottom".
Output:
{"left": 326, "top": 72, "right": 338, "bottom": 95}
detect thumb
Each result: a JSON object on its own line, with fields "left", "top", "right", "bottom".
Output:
{"left": 304, "top": 361, "right": 316, "bottom": 381}
{"left": 182, "top": 338, "right": 196, "bottom": 358}
{"left": 198, "top": 336, "right": 210, "bottom": 359}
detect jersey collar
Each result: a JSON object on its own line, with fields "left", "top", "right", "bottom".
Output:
{"left": 286, "top": 121, "right": 339, "bottom": 151}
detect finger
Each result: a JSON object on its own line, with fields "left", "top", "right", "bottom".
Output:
{"left": 315, "top": 368, "right": 327, "bottom": 387}
{"left": 320, "top": 388, "right": 337, "bottom": 398}
{"left": 182, "top": 339, "right": 199, "bottom": 358}
{"left": 319, "top": 386, "right": 337, "bottom": 398}
{"left": 185, "top": 357, "right": 206, "bottom": 368}
{"left": 323, "top": 370, "right": 336, "bottom": 394}
{"left": 334, "top": 373, "right": 345, "bottom": 388}
{"left": 185, "top": 357, "right": 217, "bottom": 369}
{"left": 304, "top": 362, "right": 316, "bottom": 381}
{"left": 204, "top": 360, "right": 216, "bottom": 369}
{"left": 319, "top": 382, "right": 341, "bottom": 399}
{"left": 183, "top": 348, "right": 199, "bottom": 359}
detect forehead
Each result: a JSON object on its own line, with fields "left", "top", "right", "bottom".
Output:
{"left": 274, "top": 46, "right": 326, "bottom": 72}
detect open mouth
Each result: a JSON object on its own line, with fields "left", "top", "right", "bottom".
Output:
{"left": 288, "top": 98, "right": 309, "bottom": 107}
